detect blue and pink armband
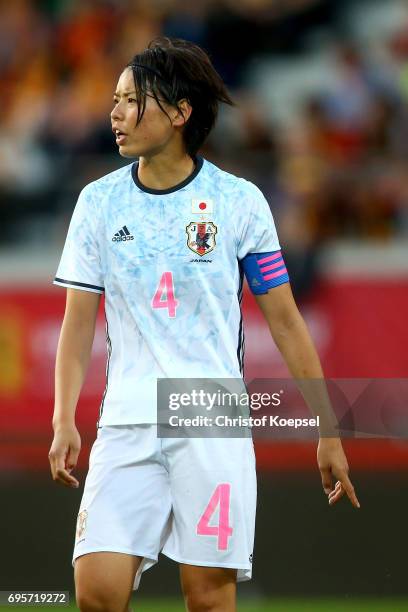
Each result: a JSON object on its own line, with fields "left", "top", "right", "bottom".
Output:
{"left": 241, "top": 250, "right": 289, "bottom": 294}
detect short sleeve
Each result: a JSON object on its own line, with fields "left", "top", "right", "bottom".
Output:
{"left": 237, "top": 183, "right": 280, "bottom": 260}
{"left": 54, "top": 184, "right": 104, "bottom": 293}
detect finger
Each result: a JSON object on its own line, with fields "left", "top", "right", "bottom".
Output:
{"left": 48, "top": 449, "right": 60, "bottom": 481}
{"left": 329, "top": 486, "right": 345, "bottom": 505}
{"left": 338, "top": 473, "right": 360, "bottom": 508}
{"left": 56, "top": 467, "right": 79, "bottom": 488}
{"left": 65, "top": 445, "right": 80, "bottom": 472}
{"left": 328, "top": 481, "right": 342, "bottom": 498}
{"left": 328, "top": 481, "right": 341, "bottom": 497}
{"left": 319, "top": 467, "right": 333, "bottom": 495}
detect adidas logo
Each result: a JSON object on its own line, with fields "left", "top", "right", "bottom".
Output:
{"left": 251, "top": 278, "right": 261, "bottom": 286}
{"left": 112, "top": 226, "right": 134, "bottom": 242}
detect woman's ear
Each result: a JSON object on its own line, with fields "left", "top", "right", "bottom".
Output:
{"left": 173, "top": 99, "right": 192, "bottom": 127}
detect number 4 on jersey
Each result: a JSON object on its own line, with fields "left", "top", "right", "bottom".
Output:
{"left": 197, "top": 483, "right": 233, "bottom": 550}
{"left": 152, "top": 271, "right": 179, "bottom": 318}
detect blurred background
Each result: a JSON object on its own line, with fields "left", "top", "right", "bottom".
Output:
{"left": 1, "top": 0, "right": 408, "bottom": 610}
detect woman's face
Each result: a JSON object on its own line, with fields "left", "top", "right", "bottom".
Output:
{"left": 110, "top": 67, "right": 178, "bottom": 159}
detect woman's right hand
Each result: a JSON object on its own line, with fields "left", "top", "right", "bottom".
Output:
{"left": 48, "top": 424, "right": 81, "bottom": 488}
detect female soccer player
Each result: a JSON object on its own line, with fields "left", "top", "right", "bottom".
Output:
{"left": 49, "top": 37, "right": 359, "bottom": 612}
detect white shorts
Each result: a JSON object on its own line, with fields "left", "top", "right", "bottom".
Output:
{"left": 73, "top": 425, "right": 257, "bottom": 589}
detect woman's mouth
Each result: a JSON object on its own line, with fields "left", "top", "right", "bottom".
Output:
{"left": 114, "top": 129, "right": 127, "bottom": 145}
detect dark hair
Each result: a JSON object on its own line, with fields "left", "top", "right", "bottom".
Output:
{"left": 127, "top": 37, "right": 234, "bottom": 157}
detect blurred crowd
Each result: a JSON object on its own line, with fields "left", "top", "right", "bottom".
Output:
{"left": 1, "top": 0, "right": 408, "bottom": 296}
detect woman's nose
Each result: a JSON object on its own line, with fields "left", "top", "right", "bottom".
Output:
{"left": 111, "top": 102, "right": 123, "bottom": 122}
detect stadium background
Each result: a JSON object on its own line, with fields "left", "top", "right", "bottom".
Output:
{"left": 0, "top": 0, "right": 407, "bottom": 610}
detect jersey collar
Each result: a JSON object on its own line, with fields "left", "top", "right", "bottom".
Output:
{"left": 132, "top": 156, "right": 204, "bottom": 195}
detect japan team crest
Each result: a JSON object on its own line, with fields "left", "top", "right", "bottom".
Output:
{"left": 186, "top": 221, "right": 217, "bottom": 256}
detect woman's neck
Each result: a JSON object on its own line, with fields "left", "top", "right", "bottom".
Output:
{"left": 137, "top": 151, "right": 195, "bottom": 191}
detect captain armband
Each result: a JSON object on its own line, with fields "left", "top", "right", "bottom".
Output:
{"left": 241, "top": 250, "right": 289, "bottom": 295}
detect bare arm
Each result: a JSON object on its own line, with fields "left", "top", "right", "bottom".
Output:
{"left": 254, "top": 283, "right": 360, "bottom": 508}
{"left": 49, "top": 288, "right": 101, "bottom": 487}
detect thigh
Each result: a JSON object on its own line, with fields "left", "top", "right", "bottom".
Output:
{"left": 75, "top": 552, "right": 141, "bottom": 611}
{"left": 180, "top": 564, "right": 237, "bottom": 612}
{"left": 162, "top": 436, "right": 256, "bottom": 581}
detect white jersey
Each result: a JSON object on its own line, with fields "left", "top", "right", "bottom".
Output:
{"left": 54, "top": 157, "right": 283, "bottom": 425}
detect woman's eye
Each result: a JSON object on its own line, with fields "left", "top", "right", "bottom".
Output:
{"left": 128, "top": 98, "right": 136, "bottom": 103}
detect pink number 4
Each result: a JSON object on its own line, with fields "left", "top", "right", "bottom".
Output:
{"left": 152, "top": 271, "right": 179, "bottom": 318}
{"left": 197, "top": 484, "right": 233, "bottom": 550}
